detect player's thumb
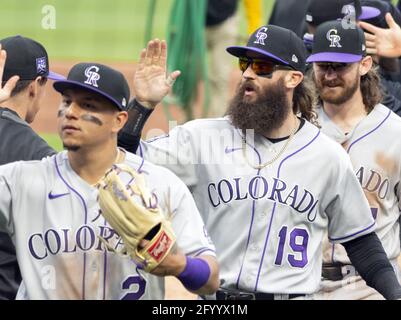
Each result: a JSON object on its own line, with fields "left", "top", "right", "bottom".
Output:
{"left": 2, "top": 75, "right": 19, "bottom": 96}
{"left": 170, "top": 70, "right": 181, "bottom": 82}
{"left": 166, "top": 70, "right": 181, "bottom": 87}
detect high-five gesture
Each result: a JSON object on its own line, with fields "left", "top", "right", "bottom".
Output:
{"left": 0, "top": 44, "right": 19, "bottom": 103}
{"left": 359, "top": 13, "right": 401, "bottom": 58}
{"left": 133, "top": 39, "right": 180, "bottom": 109}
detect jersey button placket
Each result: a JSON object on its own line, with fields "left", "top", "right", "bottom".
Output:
{"left": 250, "top": 243, "right": 260, "bottom": 251}
{"left": 259, "top": 211, "right": 268, "bottom": 220}
{"left": 243, "top": 199, "right": 274, "bottom": 291}
{"left": 91, "top": 261, "right": 97, "bottom": 271}
{"left": 246, "top": 276, "right": 253, "bottom": 284}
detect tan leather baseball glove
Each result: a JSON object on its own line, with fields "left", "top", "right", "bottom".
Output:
{"left": 96, "top": 163, "right": 176, "bottom": 272}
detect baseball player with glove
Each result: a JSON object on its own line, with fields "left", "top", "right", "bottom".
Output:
{"left": 0, "top": 35, "right": 194, "bottom": 300}
{"left": 0, "top": 62, "right": 219, "bottom": 299}
{"left": 308, "top": 20, "right": 401, "bottom": 299}
{"left": 120, "top": 27, "right": 401, "bottom": 299}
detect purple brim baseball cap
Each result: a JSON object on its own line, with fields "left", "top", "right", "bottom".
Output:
{"left": 53, "top": 80, "right": 123, "bottom": 110}
{"left": 226, "top": 46, "right": 289, "bottom": 65}
{"left": 48, "top": 71, "right": 66, "bottom": 81}
{"left": 52, "top": 62, "right": 130, "bottom": 111}
{"left": 226, "top": 25, "right": 308, "bottom": 73}
{"left": 359, "top": 6, "right": 381, "bottom": 20}
{"left": 306, "top": 52, "right": 363, "bottom": 63}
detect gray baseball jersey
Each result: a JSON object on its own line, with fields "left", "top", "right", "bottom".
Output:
{"left": 138, "top": 116, "right": 375, "bottom": 294}
{"left": 317, "top": 104, "right": 401, "bottom": 264}
{"left": 0, "top": 150, "right": 215, "bottom": 300}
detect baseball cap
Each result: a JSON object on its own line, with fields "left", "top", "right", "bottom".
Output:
{"left": 307, "top": 20, "right": 366, "bottom": 63}
{"left": 53, "top": 63, "right": 130, "bottom": 111}
{"left": 305, "top": 0, "right": 380, "bottom": 26}
{"left": 0, "top": 35, "right": 64, "bottom": 81}
{"left": 359, "top": 0, "right": 401, "bottom": 28}
{"left": 226, "top": 25, "right": 307, "bottom": 73}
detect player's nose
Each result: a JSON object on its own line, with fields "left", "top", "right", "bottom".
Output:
{"left": 64, "top": 101, "right": 81, "bottom": 119}
{"left": 323, "top": 67, "right": 338, "bottom": 81}
{"left": 242, "top": 65, "right": 257, "bottom": 80}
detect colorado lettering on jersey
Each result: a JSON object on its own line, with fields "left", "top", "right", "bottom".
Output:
{"left": 28, "top": 225, "right": 123, "bottom": 260}
{"left": 355, "top": 166, "right": 390, "bottom": 200}
{"left": 207, "top": 176, "right": 319, "bottom": 222}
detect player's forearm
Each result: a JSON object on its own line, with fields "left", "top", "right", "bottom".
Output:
{"left": 342, "top": 232, "right": 401, "bottom": 300}
{"left": 117, "top": 99, "right": 153, "bottom": 154}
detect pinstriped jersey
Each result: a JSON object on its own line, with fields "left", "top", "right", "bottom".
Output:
{"left": 139, "top": 116, "right": 375, "bottom": 294}
{"left": 0, "top": 150, "right": 215, "bottom": 299}
{"left": 318, "top": 104, "right": 401, "bottom": 264}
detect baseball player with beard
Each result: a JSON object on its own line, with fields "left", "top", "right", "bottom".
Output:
{"left": 308, "top": 20, "right": 401, "bottom": 299}
{"left": 119, "top": 28, "right": 401, "bottom": 299}
{"left": 0, "top": 62, "right": 219, "bottom": 299}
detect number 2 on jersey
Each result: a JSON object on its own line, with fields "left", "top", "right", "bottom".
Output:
{"left": 274, "top": 226, "right": 309, "bottom": 268}
{"left": 121, "top": 275, "right": 146, "bottom": 300}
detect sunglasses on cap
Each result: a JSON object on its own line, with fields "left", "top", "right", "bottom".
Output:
{"left": 314, "top": 62, "right": 352, "bottom": 72}
{"left": 238, "top": 57, "right": 293, "bottom": 77}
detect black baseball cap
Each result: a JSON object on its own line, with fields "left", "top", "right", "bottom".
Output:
{"left": 0, "top": 35, "right": 64, "bottom": 81}
{"left": 359, "top": 0, "right": 401, "bottom": 28}
{"left": 306, "top": 0, "right": 381, "bottom": 26}
{"left": 226, "top": 25, "right": 307, "bottom": 73}
{"left": 307, "top": 20, "right": 366, "bottom": 63}
{"left": 53, "top": 63, "right": 130, "bottom": 111}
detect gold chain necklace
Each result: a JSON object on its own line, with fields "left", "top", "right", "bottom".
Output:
{"left": 242, "top": 118, "right": 299, "bottom": 170}
{"left": 115, "top": 148, "right": 125, "bottom": 163}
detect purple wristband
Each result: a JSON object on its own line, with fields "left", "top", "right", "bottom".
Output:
{"left": 177, "top": 256, "right": 211, "bottom": 291}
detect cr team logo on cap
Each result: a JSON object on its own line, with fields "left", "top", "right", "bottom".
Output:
{"left": 326, "top": 29, "right": 342, "bottom": 48}
{"left": 36, "top": 57, "right": 47, "bottom": 75}
{"left": 84, "top": 66, "right": 100, "bottom": 87}
{"left": 254, "top": 27, "right": 268, "bottom": 45}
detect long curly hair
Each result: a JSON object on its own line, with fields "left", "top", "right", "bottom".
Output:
{"left": 359, "top": 66, "right": 383, "bottom": 113}
{"left": 293, "top": 78, "right": 319, "bottom": 127}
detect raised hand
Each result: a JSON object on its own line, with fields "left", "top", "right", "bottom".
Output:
{"left": 359, "top": 13, "right": 401, "bottom": 58}
{"left": 133, "top": 39, "right": 180, "bottom": 109}
{"left": 0, "top": 44, "right": 19, "bottom": 103}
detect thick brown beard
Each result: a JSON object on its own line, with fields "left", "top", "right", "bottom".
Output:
{"left": 314, "top": 73, "right": 360, "bottom": 105}
{"left": 226, "top": 78, "right": 291, "bottom": 137}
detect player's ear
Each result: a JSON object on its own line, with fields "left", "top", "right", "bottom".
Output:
{"left": 359, "top": 56, "right": 373, "bottom": 76}
{"left": 283, "top": 70, "right": 304, "bottom": 89}
{"left": 112, "top": 111, "right": 128, "bottom": 133}
{"left": 27, "top": 76, "right": 46, "bottom": 99}
{"left": 27, "top": 80, "right": 37, "bottom": 98}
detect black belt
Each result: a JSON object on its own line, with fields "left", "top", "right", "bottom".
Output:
{"left": 216, "top": 289, "right": 305, "bottom": 300}
{"left": 322, "top": 264, "right": 359, "bottom": 281}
